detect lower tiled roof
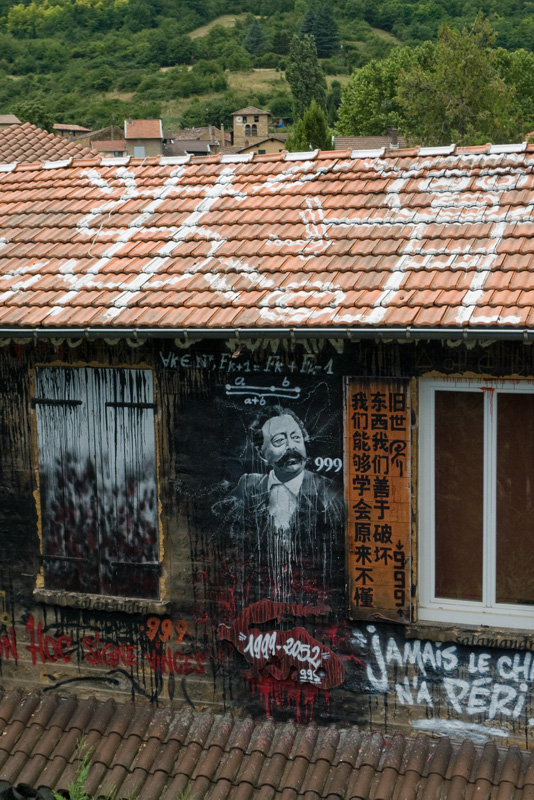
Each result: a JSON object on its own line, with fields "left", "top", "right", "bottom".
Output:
{"left": 0, "top": 690, "right": 533, "bottom": 800}
{"left": 0, "top": 123, "right": 93, "bottom": 164}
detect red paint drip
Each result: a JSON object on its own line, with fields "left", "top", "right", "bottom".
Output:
{"left": 250, "top": 674, "right": 328, "bottom": 724}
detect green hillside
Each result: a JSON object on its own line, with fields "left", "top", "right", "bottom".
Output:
{"left": 0, "top": 0, "right": 533, "bottom": 134}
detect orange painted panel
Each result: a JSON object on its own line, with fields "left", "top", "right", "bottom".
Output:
{"left": 346, "top": 379, "right": 411, "bottom": 622}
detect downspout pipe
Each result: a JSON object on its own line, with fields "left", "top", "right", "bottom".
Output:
{"left": 1, "top": 326, "right": 534, "bottom": 342}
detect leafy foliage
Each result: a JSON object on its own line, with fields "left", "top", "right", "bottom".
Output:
{"left": 337, "top": 16, "right": 534, "bottom": 145}
{"left": 14, "top": 97, "right": 53, "bottom": 129}
{"left": 397, "top": 17, "right": 522, "bottom": 145}
{"left": 0, "top": 0, "right": 533, "bottom": 139}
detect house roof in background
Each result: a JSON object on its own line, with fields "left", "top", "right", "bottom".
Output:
{"left": 0, "top": 143, "right": 534, "bottom": 334}
{"left": 164, "top": 126, "right": 224, "bottom": 142}
{"left": 163, "top": 139, "right": 212, "bottom": 155}
{"left": 90, "top": 140, "right": 126, "bottom": 152}
{"left": 0, "top": 115, "right": 21, "bottom": 126}
{"left": 0, "top": 689, "right": 532, "bottom": 800}
{"left": 232, "top": 106, "right": 270, "bottom": 116}
{"left": 334, "top": 136, "right": 408, "bottom": 151}
{"left": 53, "top": 123, "right": 92, "bottom": 133}
{"left": 124, "top": 119, "right": 163, "bottom": 140}
{"left": 0, "top": 122, "right": 93, "bottom": 164}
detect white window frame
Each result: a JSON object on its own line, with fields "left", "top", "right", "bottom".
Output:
{"left": 419, "top": 377, "right": 534, "bottom": 630}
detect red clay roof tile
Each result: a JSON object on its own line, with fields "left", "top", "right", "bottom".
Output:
{"left": 2, "top": 147, "right": 534, "bottom": 333}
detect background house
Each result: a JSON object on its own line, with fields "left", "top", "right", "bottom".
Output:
{"left": 1, "top": 144, "right": 534, "bottom": 753}
{"left": 237, "top": 134, "right": 287, "bottom": 155}
{"left": 0, "top": 115, "right": 20, "bottom": 130}
{"left": 53, "top": 122, "right": 92, "bottom": 140}
{"left": 124, "top": 118, "right": 163, "bottom": 157}
{"left": 231, "top": 106, "right": 270, "bottom": 148}
{"left": 90, "top": 139, "right": 127, "bottom": 157}
{"left": 334, "top": 128, "right": 406, "bottom": 151}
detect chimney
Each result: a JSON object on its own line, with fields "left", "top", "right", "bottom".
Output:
{"left": 387, "top": 127, "right": 398, "bottom": 147}
{"left": 209, "top": 124, "right": 213, "bottom": 142}
{"left": 221, "top": 123, "right": 225, "bottom": 144}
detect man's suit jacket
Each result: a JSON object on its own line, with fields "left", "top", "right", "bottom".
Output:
{"left": 224, "top": 469, "right": 344, "bottom": 605}
{"left": 234, "top": 469, "right": 340, "bottom": 519}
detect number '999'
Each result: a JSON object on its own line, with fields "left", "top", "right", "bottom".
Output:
{"left": 314, "top": 457, "right": 342, "bottom": 472}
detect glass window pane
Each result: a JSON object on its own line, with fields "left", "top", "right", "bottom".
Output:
{"left": 497, "top": 393, "right": 534, "bottom": 605}
{"left": 435, "top": 390, "right": 484, "bottom": 601}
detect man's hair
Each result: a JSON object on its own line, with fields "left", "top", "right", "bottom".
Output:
{"left": 249, "top": 405, "right": 309, "bottom": 450}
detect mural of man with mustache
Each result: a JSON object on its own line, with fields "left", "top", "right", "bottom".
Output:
{"left": 225, "top": 406, "right": 343, "bottom": 606}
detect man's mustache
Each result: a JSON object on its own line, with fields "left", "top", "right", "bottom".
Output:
{"left": 275, "top": 449, "right": 306, "bottom": 468}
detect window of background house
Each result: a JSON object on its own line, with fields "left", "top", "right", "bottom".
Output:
{"left": 251, "top": 125, "right": 257, "bottom": 136}
{"left": 134, "top": 145, "right": 145, "bottom": 158}
{"left": 419, "top": 378, "right": 534, "bottom": 629}
{"left": 34, "top": 367, "right": 159, "bottom": 599}
{"left": 254, "top": 115, "right": 259, "bottom": 122}
{"left": 245, "top": 125, "right": 251, "bottom": 137}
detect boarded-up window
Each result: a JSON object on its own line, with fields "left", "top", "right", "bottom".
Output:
{"left": 34, "top": 367, "right": 159, "bottom": 599}
{"left": 346, "top": 378, "right": 411, "bottom": 622}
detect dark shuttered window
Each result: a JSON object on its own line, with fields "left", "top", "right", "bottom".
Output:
{"left": 34, "top": 367, "right": 159, "bottom": 599}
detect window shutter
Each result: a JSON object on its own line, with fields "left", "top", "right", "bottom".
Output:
{"left": 345, "top": 378, "right": 411, "bottom": 622}
{"left": 96, "top": 369, "right": 159, "bottom": 599}
{"left": 34, "top": 367, "right": 100, "bottom": 594}
{"left": 35, "top": 367, "right": 159, "bottom": 599}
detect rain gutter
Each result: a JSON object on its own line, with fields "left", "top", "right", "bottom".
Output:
{"left": 1, "top": 326, "right": 534, "bottom": 342}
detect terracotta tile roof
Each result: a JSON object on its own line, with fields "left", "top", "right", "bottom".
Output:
{"left": 124, "top": 119, "right": 163, "bottom": 140}
{"left": 232, "top": 107, "right": 270, "bottom": 116}
{"left": 0, "top": 122, "right": 93, "bottom": 164}
{"left": 90, "top": 140, "right": 126, "bottom": 152}
{"left": 53, "top": 123, "right": 92, "bottom": 133}
{"left": 0, "top": 689, "right": 532, "bottom": 800}
{"left": 0, "top": 144, "right": 534, "bottom": 332}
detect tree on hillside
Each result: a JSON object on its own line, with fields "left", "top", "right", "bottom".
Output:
{"left": 299, "top": 8, "right": 316, "bottom": 37}
{"left": 396, "top": 16, "right": 522, "bottom": 145}
{"left": 243, "top": 19, "right": 268, "bottom": 55}
{"left": 14, "top": 98, "right": 53, "bottom": 131}
{"left": 286, "top": 34, "right": 327, "bottom": 119}
{"left": 313, "top": 5, "right": 340, "bottom": 58}
{"left": 326, "top": 79, "right": 342, "bottom": 125}
{"left": 286, "top": 99, "right": 332, "bottom": 151}
{"left": 336, "top": 44, "right": 426, "bottom": 136}
{"left": 272, "top": 30, "right": 290, "bottom": 54}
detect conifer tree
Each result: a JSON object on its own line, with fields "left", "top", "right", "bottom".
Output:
{"left": 286, "top": 34, "right": 327, "bottom": 119}
{"left": 286, "top": 99, "right": 332, "bottom": 151}
{"left": 299, "top": 8, "right": 316, "bottom": 37}
{"left": 313, "top": 4, "right": 340, "bottom": 58}
{"left": 243, "top": 19, "right": 268, "bottom": 55}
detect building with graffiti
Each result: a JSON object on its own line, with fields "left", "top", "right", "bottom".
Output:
{"left": 1, "top": 143, "right": 534, "bottom": 757}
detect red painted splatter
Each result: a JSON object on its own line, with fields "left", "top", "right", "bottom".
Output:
{"left": 219, "top": 599, "right": 345, "bottom": 700}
